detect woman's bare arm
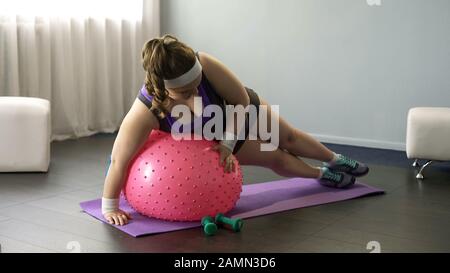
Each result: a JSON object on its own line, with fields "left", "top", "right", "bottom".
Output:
{"left": 198, "top": 51, "right": 250, "bottom": 165}
{"left": 198, "top": 51, "right": 250, "bottom": 106}
{"left": 102, "top": 98, "right": 160, "bottom": 200}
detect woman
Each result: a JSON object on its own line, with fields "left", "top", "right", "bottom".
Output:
{"left": 101, "top": 34, "right": 369, "bottom": 226}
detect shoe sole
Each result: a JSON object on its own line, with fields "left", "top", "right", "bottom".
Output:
{"left": 319, "top": 172, "right": 356, "bottom": 189}
{"left": 337, "top": 176, "right": 356, "bottom": 189}
{"left": 328, "top": 166, "right": 370, "bottom": 177}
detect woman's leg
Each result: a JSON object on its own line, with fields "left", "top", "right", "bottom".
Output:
{"left": 256, "top": 97, "right": 335, "bottom": 162}
{"left": 253, "top": 96, "right": 368, "bottom": 179}
{"left": 234, "top": 138, "right": 321, "bottom": 179}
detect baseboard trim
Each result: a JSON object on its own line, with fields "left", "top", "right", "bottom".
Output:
{"left": 311, "top": 133, "right": 406, "bottom": 152}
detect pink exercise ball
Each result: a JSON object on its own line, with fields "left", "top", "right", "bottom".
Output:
{"left": 123, "top": 130, "right": 243, "bottom": 222}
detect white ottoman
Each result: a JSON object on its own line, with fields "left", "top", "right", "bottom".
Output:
{"left": 406, "top": 107, "right": 450, "bottom": 179}
{"left": 0, "top": 97, "right": 51, "bottom": 172}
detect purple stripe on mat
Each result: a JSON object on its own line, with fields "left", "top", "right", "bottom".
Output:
{"left": 80, "top": 177, "right": 384, "bottom": 237}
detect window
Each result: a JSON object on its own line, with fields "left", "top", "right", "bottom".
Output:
{"left": 0, "top": 0, "right": 143, "bottom": 20}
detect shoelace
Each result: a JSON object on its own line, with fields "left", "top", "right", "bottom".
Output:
{"left": 338, "top": 155, "right": 357, "bottom": 169}
{"left": 324, "top": 170, "right": 341, "bottom": 182}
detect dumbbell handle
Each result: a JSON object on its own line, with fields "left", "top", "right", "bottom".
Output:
{"left": 216, "top": 214, "right": 234, "bottom": 224}
{"left": 215, "top": 213, "right": 243, "bottom": 231}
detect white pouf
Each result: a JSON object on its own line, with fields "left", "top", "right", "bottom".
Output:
{"left": 406, "top": 107, "right": 450, "bottom": 178}
{"left": 0, "top": 97, "right": 51, "bottom": 172}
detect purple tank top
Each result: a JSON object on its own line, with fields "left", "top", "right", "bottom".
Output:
{"left": 139, "top": 75, "right": 215, "bottom": 133}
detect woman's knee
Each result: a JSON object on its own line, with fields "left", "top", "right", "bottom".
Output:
{"left": 235, "top": 139, "right": 286, "bottom": 169}
{"left": 268, "top": 149, "right": 292, "bottom": 171}
{"left": 279, "top": 127, "right": 297, "bottom": 150}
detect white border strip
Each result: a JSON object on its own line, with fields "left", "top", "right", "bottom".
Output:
{"left": 311, "top": 133, "right": 406, "bottom": 151}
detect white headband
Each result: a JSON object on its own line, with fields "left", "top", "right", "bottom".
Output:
{"left": 163, "top": 58, "right": 202, "bottom": 88}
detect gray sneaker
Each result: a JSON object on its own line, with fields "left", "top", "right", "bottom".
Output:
{"left": 324, "top": 154, "right": 369, "bottom": 177}
{"left": 319, "top": 167, "right": 356, "bottom": 189}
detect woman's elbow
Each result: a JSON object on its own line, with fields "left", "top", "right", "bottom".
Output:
{"left": 233, "top": 93, "right": 250, "bottom": 107}
{"left": 109, "top": 155, "right": 129, "bottom": 170}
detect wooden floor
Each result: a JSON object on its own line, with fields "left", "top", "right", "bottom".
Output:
{"left": 0, "top": 134, "right": 449, "bottom": 253}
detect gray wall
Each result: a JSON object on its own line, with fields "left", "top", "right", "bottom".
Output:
{"left": 161, "top": 0, "right": 450, "bottom": 151}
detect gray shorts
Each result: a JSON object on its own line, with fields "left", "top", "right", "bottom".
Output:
{"left": 232, "top": 87, "right": 261, "bottom": 154}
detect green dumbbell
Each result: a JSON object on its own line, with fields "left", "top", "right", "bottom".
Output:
{"left": 215, "top": 213, "right": 243, "bottom": 232}
{"left": 201, "top": 216, "right": 218, "bottom": 236}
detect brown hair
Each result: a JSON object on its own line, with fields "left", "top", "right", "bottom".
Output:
{"left": 141, "top": 34, "right": 197, "bottom": 119}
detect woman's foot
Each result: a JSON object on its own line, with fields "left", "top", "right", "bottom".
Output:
{"left": 324, "top": 153, "right": 369, "bottom": 177}
{"left": 318, "top": 167, "right": 355, "bottom": 189}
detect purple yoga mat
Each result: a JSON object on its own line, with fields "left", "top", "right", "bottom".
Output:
{"left": 80, "top": 178, "right": 384, "bottom": 237}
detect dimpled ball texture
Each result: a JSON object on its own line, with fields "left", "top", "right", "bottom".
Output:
{"left": 123, "top": 130, "right": 243, "bottom": 221}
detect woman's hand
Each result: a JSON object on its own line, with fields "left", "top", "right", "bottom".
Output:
{"left": 211, "top": 144, "right": 236, "bottom": 173}
{"left": 103, "top": 209, "right": 132, "bottom": 226}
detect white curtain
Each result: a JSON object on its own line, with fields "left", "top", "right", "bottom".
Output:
{"left": 0, "top": 0, "right": 160, "bottom": 141}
